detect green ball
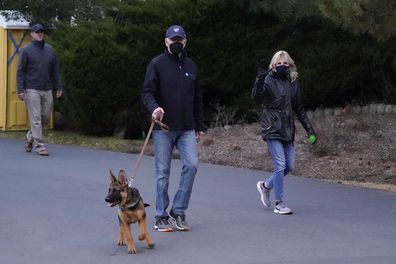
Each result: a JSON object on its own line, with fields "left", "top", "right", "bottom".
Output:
{"left": 307, "top": 135, "right": 316, "bottom": 144}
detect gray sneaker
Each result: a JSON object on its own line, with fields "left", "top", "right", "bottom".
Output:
{"left": 36, "top": 146, "right": 49, "bottom": 156}
{"left": 274, "top": 202, "right": 292, "bottom": 215}
{"left": 169, "top": 211, "right": 190, "bottom": 231}
{"left": 154, "top": 217, "right": 173, "bottom": 232}
{"left": 257, "top": 181, "right": 271, "bottom": 207}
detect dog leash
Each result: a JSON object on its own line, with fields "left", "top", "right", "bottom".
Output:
{"left": 129, "top": 117, "right": 170, "bottom": 187}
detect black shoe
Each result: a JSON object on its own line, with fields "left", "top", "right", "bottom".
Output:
{"left": 24, "top": 137, "right": 33, "bottom": 152}
{"left": 169, "top": 210, "right": 190, "bottom": 231}
{"left": 154, "top": 216, "right": 173, "bottom": 232}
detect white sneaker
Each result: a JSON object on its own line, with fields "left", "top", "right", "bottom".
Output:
{"left": 274, "top": 202, "right": 292, "bottom": 214}
{"left": 256, "top": 181, "right": 271, "bottom": 208}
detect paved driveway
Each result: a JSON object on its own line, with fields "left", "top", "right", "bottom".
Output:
{"left": 1, "top": 138, "right": 395, "bottom": 264}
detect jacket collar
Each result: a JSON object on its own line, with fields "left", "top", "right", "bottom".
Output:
{"left": 164, "top": 49, "right": 186, "bottom": 63}
{"left": 32, "top": 39, "right": 45, "bottom": 48}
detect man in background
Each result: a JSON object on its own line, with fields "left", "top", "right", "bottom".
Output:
{"left": 17, "top": 23, "right": 63, "bottom": 156}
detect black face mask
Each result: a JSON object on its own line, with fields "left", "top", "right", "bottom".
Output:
{"left": 275, "top": 65, "right": 289, "bottom": 76}
{"left": 169, "top": 42, "right": 184, "bottom": 56}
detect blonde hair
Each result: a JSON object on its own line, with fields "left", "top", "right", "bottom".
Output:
{"left": 269, "top": 50, "right": 298, "bottom": 82}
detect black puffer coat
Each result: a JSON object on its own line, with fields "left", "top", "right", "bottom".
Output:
{"left": 252, "top": 67, "right": 316, "bottom": 142}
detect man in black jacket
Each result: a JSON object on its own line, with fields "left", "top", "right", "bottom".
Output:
{"left": 142, "top": 25, "right": 205, "bottom": 232}
{"left": 17, "top": 23, "right": 63, "bottom": 156}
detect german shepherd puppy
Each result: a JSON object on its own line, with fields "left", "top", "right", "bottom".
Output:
{"left": 105, "top": 170, "right": 155, "bottom": 254}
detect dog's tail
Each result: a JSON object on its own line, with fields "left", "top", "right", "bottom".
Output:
{"left": 144, "top": 203, "right": 150, "bottom": 207}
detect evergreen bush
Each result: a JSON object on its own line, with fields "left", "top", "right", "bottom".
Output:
{"left": 49, "top": 0, "right": 396, "bottom": 136}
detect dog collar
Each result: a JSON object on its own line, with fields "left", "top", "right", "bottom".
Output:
{"left": 120, "top": 197, "right": 141, "bottom": 212}
{"left": 120, "top": 187, "right": 141, "bottom": 212}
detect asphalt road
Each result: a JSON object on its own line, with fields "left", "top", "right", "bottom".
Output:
{"left": 1, "top": 138, "right": 396, "bottom": 264}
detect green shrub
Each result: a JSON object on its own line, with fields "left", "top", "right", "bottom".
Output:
{"left": 49, "top": 0, "right": 396, "bottom": 138}
{"left": 53, "top": 22, "right": 147, "bottom": 136}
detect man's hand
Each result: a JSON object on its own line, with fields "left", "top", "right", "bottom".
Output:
{"left": 18, "top": 92, "right": 25, "bottom": 101}
{"left": 56, "top": 90, "right": 63, "bottom": 98}
{"left": 152, "top": 107, "right": 164, "bottom": 120}
{"left": 196, "top": 131, "right": 204, "bottom": 142}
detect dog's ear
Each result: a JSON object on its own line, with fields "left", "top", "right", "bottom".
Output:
{"left": 109, "top": 170, "right": 117, "bottom": 183}
{"left": 118, "top": 169, "right": 128, "bottom": 186}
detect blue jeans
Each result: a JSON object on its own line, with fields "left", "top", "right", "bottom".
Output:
{"left": 153, "top": 130, "right": 198, "bottom": 217}
{"left": 265, "top": 140, "right": 295, "bottom": 202}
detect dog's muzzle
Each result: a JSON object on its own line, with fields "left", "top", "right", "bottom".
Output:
{"left": 105, "top": 194, "right": 121, "bottom": 207}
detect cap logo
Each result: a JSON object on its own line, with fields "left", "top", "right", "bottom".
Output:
{"left": 166, "top": 25, "right": 186, "bottom": 38}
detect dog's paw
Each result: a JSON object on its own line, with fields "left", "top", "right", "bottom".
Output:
{"left": 128, "top": 247, "right": 137, "bottom": 254}
{"left": 117, "top": 240, "right": 126, "bottom": 246}
{"left": 148, "top": 242, "right": 155, "bottom": 248}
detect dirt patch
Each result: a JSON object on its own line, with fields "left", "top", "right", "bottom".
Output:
{"left": 198, "top": 113, "right": 396, "bottom": 191}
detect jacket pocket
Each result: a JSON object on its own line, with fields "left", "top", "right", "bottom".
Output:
{"left": 260, "top": 110, "right": 280, "bottom": 133}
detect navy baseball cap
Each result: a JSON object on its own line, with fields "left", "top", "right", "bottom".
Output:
{"left": 165, "top": 25, "right": 186, "bottom": 39}
{"left": 31, "top": 23, "right": 44, "bottom": 32}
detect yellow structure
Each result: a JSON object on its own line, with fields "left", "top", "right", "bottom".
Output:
{"left": 0, "top": 11, "right": 53, "bottom": 131}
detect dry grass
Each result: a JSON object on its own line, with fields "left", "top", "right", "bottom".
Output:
{"left": 0, "top": 130, "right": 147, "bottom": 154}
{"left": 198, "top": 112, "right": 396, "bottom": 191}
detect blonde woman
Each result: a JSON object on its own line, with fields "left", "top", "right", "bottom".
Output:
{"left": 252, "top": 50, "right": 316, "bottom": 214}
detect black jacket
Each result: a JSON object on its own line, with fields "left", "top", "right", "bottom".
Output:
{"left": 252, "top": 68, "right": 315, "bottom": 142}
{"left": 141, "top": 50, "right": 205, "bottom": 131}
{"left": 17, "top": 40, "right": 62, "bottom": 93}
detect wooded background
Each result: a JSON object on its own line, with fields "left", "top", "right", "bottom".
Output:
{"left": 2, "top": 0, "right": 395, "bottom": 138}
